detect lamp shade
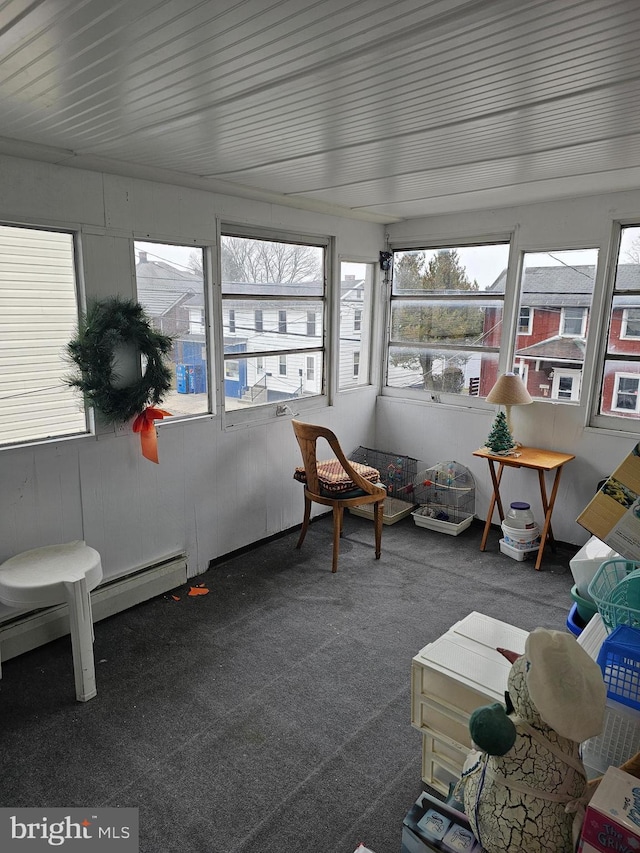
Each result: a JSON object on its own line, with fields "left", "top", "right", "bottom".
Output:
{"left": 486, "top": 372, "right": 533, "bottom": 406}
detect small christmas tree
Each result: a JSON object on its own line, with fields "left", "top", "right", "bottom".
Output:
{"left": 485, "top": 411, "right": 515, "bottom": 454}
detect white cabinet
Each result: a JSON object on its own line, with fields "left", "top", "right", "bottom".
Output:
{"left": 410, "top": 611, "right": 527, "bottom": 794}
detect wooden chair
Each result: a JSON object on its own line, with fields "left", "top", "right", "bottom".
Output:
{"left": 292, "top": 420, "right": 386, "bottom": 573}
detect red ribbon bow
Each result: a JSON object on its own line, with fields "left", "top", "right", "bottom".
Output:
{"left": 132, "top": 406, "right": 172, "bottom": 463}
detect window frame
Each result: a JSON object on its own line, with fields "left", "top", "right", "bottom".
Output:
{"left": 219, "top": 223, "right": 331, "bottom": 428}
{"left": 518, "top": 306, "right": 533, "bottom": 335}
{"left": 0, "top": 223, "right": 89, "bottom": 450}
{"left": 134, "top": 239, "right": 213, "bottom": 421}
{"left": 560, "top": 306, "right": 587, "bottom": 337}
{"left": 612, "top": 372, "right": 640, "bottom": 413}
{"left": 590, "top": 221, "right": 640, "bottom": 433}
{"left": 383, "top": 235, "right": 515, "bottom": 407}
{"left": 621, "top": 307, "right": 640, "bottom": 340}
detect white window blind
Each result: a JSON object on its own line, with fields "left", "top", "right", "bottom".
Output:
{"left": 0, "top": 226, "right": 86, "bottom": 446}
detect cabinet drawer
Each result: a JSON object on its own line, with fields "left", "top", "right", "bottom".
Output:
{"left": 420, "top": 730, "right": 468, "bottom": 795}
{"left": 411, "top": 691, "right": 473, "bottom": 750}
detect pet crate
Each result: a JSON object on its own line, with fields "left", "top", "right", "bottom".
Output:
{"left": 348, "top": 446, "right": 418, "bottom": 524}
{"left": 411, "top": 461, "right": 475, "bottom": 536}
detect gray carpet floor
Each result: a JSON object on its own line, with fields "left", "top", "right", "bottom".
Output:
{"left": 0, "top": 514, "right": 578, "bottom": 853}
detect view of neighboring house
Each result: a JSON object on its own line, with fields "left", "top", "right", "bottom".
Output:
{"left": 482, "top": 264, "right": 640, "bottom": 414}
{"left": 135, "top": 252, "right": 368, "bottom": 407}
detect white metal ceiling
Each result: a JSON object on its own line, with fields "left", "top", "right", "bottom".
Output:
{"left": 1, "top": 0, "right": 640, "bottom": 222}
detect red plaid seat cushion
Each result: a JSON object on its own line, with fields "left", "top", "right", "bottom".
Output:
{"left": 293, "top": 458, "right": 381, "bottom": 494}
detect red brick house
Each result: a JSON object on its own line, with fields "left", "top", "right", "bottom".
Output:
{"left": 481, "top": 264, "right": 640, "bottom": 414}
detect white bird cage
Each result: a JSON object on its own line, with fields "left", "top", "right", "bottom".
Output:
{"left": 411, "top": 461, "right": 476, "bottom": 536}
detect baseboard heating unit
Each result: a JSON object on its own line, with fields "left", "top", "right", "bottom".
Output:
{"left": 0, "top": 552, "right": 187, "bottom": 663}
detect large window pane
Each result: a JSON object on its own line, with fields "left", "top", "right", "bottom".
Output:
{"left": 387, "top": 244, "right": 509, "bottom": 396}
{"left": 221, "top": 232, "right": 325, "bottom": 410}
{"left": 339, "top": 261, "right": 373, "bottom": 389}
{"left": 510, "top": 249, "right": 597, "bottom": 403}
{"left": 135, "top": 241, "right": 209, "bottom": 417}
{"left": 596, "top": 226, "right": 640, "bottom": 423}
{"left": 0, "top": 225, "right": 86, "bottom": 446}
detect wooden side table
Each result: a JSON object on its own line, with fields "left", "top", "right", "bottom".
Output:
{"left": 473, "top": 446, "right": 575, "bottom": 570}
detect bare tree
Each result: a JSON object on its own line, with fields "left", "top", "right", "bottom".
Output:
{"left": 221, "top": 236, "right": 321, "bottom": 283}
{"left": 624, "top": 236, "right": 640, "bottom": 265}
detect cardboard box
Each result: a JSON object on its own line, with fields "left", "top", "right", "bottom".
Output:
{"left": 578, "top": 765, "right": 640, "bottom": 852}
{"left": 401, "top": 791, "right": 483, "bottom": 852}
{"left": 577, "top": 443, "right": 640, "bottom": 560}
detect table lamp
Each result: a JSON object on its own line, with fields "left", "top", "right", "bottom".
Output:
{"left": 486, "top": 372, "right": 533, "bottom": 445}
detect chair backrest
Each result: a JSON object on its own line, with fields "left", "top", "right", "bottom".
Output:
{"left": 291, "top": 420, "right": 383, "bottom": 498}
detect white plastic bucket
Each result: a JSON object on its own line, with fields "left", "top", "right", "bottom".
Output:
{"left": 501, "top": 522, "right": 540, "bottom": 550}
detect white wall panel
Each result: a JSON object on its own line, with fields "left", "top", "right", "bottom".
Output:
{"left": 381, "top": 189, "right": 640, "bottom": 546}
{"left": 0, "top": 155, "right": 382, "bottom": 600}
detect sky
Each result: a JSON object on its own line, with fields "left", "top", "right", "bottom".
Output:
{"left": 136, "top": 227, "right": 640, "bottom": 287}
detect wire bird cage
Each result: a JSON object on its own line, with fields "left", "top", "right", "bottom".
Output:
{"left": 411, "top": 461, "right": 476, "bottom": 536}
{"left": 348, "top": 446, "right": 418, "bottom": 524}
{"left": 349, "top": 446, "right": 418, "bottom": 501}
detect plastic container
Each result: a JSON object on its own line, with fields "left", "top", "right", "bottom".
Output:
{"left": 588, "top": 559, "right": 640, "bottom": 632}
{"left": 570, "top": 584, "right": 598, "bottom": 623}
{"left": 505, "top": 502, "right": 536, "bottom": 529}
{"left": 566, "top": 602, "right": 586, "bottom": 636}
{"left": 501, "top": 522, "right": 540, "bottom": 550}
{"left": 500, "top": 538, "right": 531, "bottom": 561}
{"left": 570, "top": 536, "right": 619, "bottom": 601}
{"left": 596, "top": 625, "right": 640, "bottom": 711}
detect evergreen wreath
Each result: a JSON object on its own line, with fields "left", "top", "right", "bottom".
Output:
{"left": 66, "top": 297, "right": 173, "bottom": 424}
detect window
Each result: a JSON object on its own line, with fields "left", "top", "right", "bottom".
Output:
{"left": 552, "top": 369, "right": 581, "bottom": 402}
{"left": 613, "top": 374, "right": 640, "bottom": 412}
{"left": 513, "top": 249, "right": 597, "bottom": 404}
{"left": 339, "top": 262, "right": 374, "bottom": 389}
{"left": 518, "top": 307, "right": 532, "bottom": 334}
{"left": 621, "top": 308, "right": 640, "bottom": 339}
{"left": 353, "top": 351, "right": 360, "bottom": 378}
{"left": 561, "top": 306, "right": 587, "bottom": 337}
{"left": 387, "top": 243, "right": 510, "bottom": 397}
{"left": 221, "top": 230, "right": 326, "bottom": 414}
{"left": 225, "top": 361, "right": 239, "bottom": 381}
{"left": 306, "top": 311, "right": 316, "bottom": 337}
{"left": 189, "top": 309, "right": 204, "bottom": 335}
{"left": 594, "top": 225, "right": 640, "bottom": 427}
{"left": 306, "top": 356, "right": 315, "bottom": 381}
{"left": 135, "top": 241, "right": 210, "bottom": 417}
{"left": 0, "top": 225, "right": 86, "bottom": 446}
{"left": 228, "top": 309, "right": 236, "bottom": 333}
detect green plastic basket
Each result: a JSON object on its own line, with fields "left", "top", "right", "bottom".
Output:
{"left": 588, "top": 559, "right": 640, "bottom": 633}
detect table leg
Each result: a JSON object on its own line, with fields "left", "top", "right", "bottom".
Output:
{"left": 63, "top": 576, "right": 97, "bottom": 702}
{"left": 534, "top": 465, "right": 565, "bottom": 571}
{"left": 480, "top": 461, "right": 505, "bottom": 551}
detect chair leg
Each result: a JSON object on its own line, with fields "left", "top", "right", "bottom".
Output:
{"left": 331, "top": 505, "right": 343, "bottom": 573}
{"left": 296, "top": 495, "right": 312, "bottom": 549}
{"left": 374, "top": 500, "right": 383, "bottom": 559}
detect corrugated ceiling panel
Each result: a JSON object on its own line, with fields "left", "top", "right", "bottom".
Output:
{"left": 0, "top": 0, "right": 639, "bottom": 217}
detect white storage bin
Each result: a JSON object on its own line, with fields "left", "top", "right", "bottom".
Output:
{"left": 500, "top": 538, "right": 538, "bottom": 561}
{"left": 570, "top": 536, "right": 620, "bottom": 601}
